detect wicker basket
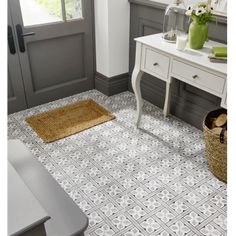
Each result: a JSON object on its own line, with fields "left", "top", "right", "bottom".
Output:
{"left": 203, "top": 108, "right": 227, "bottom": 183}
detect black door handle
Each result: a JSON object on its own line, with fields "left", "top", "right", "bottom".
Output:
{"left": 16, "top": 24, "right": 35, "bottom": 53}
{"left": 8, "top": 26, "right": 16, "bottom": 54}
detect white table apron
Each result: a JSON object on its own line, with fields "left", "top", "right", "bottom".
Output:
{"left": 131, "top": 33, "right": 227, "bottom": 127}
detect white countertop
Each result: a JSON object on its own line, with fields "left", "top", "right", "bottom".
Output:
{"left": 135, "top": 33, "right": 227, "bottom": 75}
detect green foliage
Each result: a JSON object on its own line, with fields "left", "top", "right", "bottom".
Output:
{"left": 35, "top": 0, "right": 61, "bottom": 18}
{"left": 191, "top": 11, "right": 212, "bottom": 24}
{"left": 65, "top": 0, "right": 74, "bottom": 19}
{"left": 186, "top": 2, "right": 213, "bottom": 25}
{"left": 35, "top": 0, "right": 76, "bottom": 19}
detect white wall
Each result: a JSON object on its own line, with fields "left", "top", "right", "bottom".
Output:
{"left": 94, "top": 0, "right": 130, "bottom": 78}
{"left": 108, "top": 0, "right": 130, "bottom": 77}
{"left": 94, "top": 0, "right": 109, "bottom": 76}
{"left": 94, "top": 0, "right": 219, "bottom": 78}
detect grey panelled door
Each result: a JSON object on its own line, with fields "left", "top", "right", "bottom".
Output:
{"left": 8, "top": 0, "right": 95, "bottom": 113}
{"left": 8, "top": 7, "right": 27, "bottom": 113}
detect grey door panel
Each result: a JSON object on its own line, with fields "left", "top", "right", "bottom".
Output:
{"left": 8, "top": 0, "right": 95, "bottom": 113}
{"left": 8, "top": 8, "right": 27, "bottom": 114}
{"left": 22, "top": 32, "right": 91, "bottom": 106}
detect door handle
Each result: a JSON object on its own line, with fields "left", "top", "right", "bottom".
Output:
{"left": 192, "top": 75, "right": 198, "bottom": 79}
{"left": 16, "top": 24, "right": 35, "bottom": 53}
{"left": 8, "top": 26, "right": 16, "bottom": 54}
{"left": 22, "top": 32, "right": 36, "bottom": 37}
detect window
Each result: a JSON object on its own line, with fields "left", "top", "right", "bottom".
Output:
{"left": 65, "top": 0, "right": 83, "bottom": 21}
{"left": 20, "top": 0, "right": 83, "bottom": 27}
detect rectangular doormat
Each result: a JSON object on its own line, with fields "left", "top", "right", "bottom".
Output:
{"left": 26, "top": 99, "right": 115, "bottom": 143}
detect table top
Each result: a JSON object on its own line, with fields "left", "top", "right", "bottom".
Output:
{"left": 8, "top": 162, "right": 50, "bottom": 236}
{"left": 135, "top": 33, "right": 227, "bottom": 76}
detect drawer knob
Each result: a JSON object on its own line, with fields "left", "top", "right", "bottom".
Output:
{"left": 192, "top": 75, "right": 198, "bottom": 79}
{"left": 153, "top": 62, "right": 159, "bottom": 66}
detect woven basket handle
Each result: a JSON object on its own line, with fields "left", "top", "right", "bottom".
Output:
{"left": 220, "top": 125, "right": 227, "bottom": 143}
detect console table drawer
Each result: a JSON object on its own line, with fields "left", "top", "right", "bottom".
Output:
{"left": 171, "top": 60, "right": 225, "bottom": 95}
{"left": 142, "top": 47, "right": 170, "bottom": 79}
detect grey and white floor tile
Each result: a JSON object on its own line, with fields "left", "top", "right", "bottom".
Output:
{"left": 8, "top": 90, "right": 227, "bottom": 236}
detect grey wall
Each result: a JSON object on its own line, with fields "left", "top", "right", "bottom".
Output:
{"left": 129, "top": 0, "right": 227, "bottom": 129}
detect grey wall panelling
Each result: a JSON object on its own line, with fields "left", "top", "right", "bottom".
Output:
{"left": 129, "top": 0, "right": 227, "bottom": 129}
{"left": 95, "top": 72, "right": 129, "bottom": 96}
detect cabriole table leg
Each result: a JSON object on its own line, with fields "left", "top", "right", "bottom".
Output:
{"left": 131, "top": 68, "right": 144, "bottom": 127}
{"left": 163, "top": 77, "right": 173, "bottom": 117}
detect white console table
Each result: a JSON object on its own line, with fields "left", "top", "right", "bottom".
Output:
{"left": 131, "top": 33, "right": 227, "bottom": 126}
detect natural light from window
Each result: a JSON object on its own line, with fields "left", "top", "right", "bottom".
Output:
{"left": 20, "top": 0, "right": 82, "bottom": 27}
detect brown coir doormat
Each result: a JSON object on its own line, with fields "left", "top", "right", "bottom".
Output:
{"left": 26, "top": 99, "right": 115, "bottom": 143}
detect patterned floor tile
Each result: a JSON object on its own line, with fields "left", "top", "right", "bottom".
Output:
{"left": 8, "top": 90, "right": 227, "bottom": 235}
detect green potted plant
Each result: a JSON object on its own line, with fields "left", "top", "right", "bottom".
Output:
{"left": 186, "top": 2, "right": 213, "bottom": 49}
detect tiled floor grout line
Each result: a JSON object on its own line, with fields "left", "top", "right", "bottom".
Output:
{"left": 8, "top": 90, "right": 227, "bottom": 236}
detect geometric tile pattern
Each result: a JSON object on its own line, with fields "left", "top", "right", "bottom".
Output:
{"left": 8, "top": 90, "right": 227, "bottom": 236}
